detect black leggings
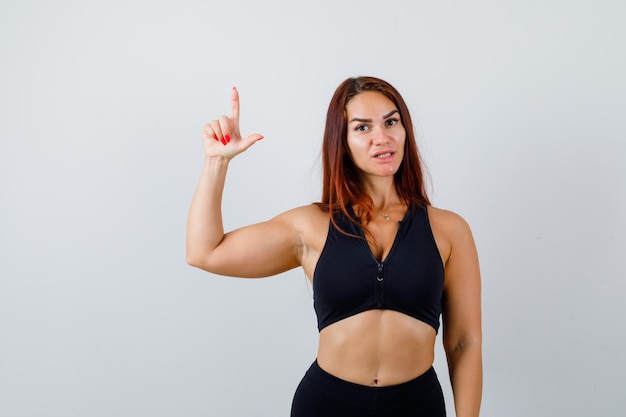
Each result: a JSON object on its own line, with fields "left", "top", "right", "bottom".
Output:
{"left": 291, "top": 361, "right": 446, "bottom": 417}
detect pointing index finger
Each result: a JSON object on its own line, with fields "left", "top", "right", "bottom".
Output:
{"left": 231, "top": 86, "right": 240, "bottom": 121}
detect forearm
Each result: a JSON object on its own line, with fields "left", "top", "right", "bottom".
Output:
{"left": 447, "top": 343, "right": 482, "bottom": 417}
{"left": 186, "top": 157, "right": 230, "bottom": 266}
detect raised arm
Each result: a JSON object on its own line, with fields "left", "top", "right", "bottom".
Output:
{"left": 186, "top": 88, "right": 301, "bottom": 278}
{"left": 439, "top": 211, "right": 483, "bottom": 417}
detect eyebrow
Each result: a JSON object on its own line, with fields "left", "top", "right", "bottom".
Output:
{"left": 349, "top": 109, "right": 399, "bottom": 124}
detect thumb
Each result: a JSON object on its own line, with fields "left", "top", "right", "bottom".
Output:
{"left": 238, "top": 133, "right": 264, "bottom": 152}
{"left": 245, "top": 133, "right": 264, "bottom": 144}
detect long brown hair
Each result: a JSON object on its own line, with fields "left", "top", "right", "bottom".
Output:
{"left": 317, "top": 76, "right": 431, "bottom": 233}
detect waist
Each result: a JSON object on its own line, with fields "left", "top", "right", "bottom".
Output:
{"left": 316, "top": 310, "right": 436, "bottom": 386}
{"left": 306, "top": 360, "right": 439, "bottom": 392}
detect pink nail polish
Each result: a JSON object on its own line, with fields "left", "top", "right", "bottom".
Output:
{"left": 257, "top": 136, "right": 264, "bottom": 141}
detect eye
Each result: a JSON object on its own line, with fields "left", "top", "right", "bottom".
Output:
{"left": 355, "top": 124, "right": 370, "bottom": 132}
{"left": 385, "top": 118, "right": 400, "bottom": 127}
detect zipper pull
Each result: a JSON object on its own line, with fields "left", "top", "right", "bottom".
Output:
{"left": 376, "top": 263, "right": 384, "bottom": 281}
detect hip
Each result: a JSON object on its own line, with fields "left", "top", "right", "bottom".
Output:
{"left": 291, "top": 360, "right": 446, "bottom": 417}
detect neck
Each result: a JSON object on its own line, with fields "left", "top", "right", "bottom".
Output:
{"left": 361, "top": 176, "right": 400, "bottom": 211}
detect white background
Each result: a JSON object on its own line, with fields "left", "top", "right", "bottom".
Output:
{"left": 1, "top": 1, "right": 624, "bottom": 416}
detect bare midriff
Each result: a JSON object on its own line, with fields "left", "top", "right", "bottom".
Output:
{"left": 316, "top": 309, "right": 437, "bottom": 387}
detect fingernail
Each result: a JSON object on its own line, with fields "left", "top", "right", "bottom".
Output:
{"left": 213, "top": 134, "right": 219, "bottom": 141}
{"left": 257, "top": 136, "right": 264, "bottom": 141}
{"left": 221, "top": 138, "right": 227, "bottom": 145}
{"left": 225, "top": 134, "right": 230, "bottom": 143}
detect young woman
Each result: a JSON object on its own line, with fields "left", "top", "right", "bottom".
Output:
{"left": 187, "top": 76, "right": 482, "bottom": 417}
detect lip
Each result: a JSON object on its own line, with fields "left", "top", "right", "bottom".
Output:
{"left": 372, "top": 149, "right": 395, "bottom": 161}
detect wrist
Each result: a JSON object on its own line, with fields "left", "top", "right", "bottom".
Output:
{"left": 204, "top": 155, "right": 231, "bottom": 166}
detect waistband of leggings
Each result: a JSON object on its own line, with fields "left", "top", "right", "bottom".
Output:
{"left": 307, "top": 359, "right": 439, "bottom": 394}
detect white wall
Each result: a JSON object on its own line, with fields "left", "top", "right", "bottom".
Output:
{"left": 1, "top": 1, "right": 624, "bottom": 416}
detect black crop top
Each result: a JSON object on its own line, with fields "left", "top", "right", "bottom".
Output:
{"left": 313, "top": 205, "right": 444, "bottom": 333}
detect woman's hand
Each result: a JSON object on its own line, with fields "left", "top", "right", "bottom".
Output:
{"left": 201, "top": 87, "right": 264, "bottom": 160}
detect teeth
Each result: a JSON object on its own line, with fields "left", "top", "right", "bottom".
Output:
{"left": 376, "top": 153, "right": 392, "bottom": 158}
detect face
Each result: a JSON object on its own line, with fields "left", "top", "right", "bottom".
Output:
{"left": 345, "top": 91, "right": 406, "bottom": 179}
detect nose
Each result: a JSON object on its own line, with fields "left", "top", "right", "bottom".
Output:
{"left": 372, "top": 129, "right": 390, "bottom": 145}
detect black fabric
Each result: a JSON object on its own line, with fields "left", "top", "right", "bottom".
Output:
{"left": 313, "top": 205, "right": 445, "bottom": 332}
{"left": 291, "top": 361, "right": 446, "bottom": 417}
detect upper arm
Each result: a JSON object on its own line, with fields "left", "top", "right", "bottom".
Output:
{"left": 190, "top": 209, "right": 305, "bottom": 278}
{"left": 438, "top": 212, "right": 482, "bottom": 350}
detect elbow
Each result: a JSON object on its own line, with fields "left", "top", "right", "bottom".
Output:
{"left": 445, "top": 340, "right": 482, "bottom": 355}
{"left": 186, "top": 240, "right": 212, "bottom": 269}
{"left": 443, "top": 332, "right": 482, "bottom": 356}
{"left": 186, "top": 254, "right": 201, "bottom": 269}
{"left": 186, "top": 250, "right": 208, "bottom": 270}
{"left": 186, "top": 254, "right": 200, "bottom": 268}
{"left": 186, "top": 250, "right": 221, "bottom": 273}
{"left": 444, "top": 339, "right": 482, "bottom": 375}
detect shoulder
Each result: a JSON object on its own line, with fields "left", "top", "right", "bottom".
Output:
{"left": 426, "top": 205, "right": 476, "bottom": 265}
{"left": 272, "top": 204, "right": 330, "bottom": 236}
{"left": 427, "top": 205, "right": 473, "bottom": 236}
{"left": 275, "top": 204, "right": 330, "bottom": 274}
{"left": 275, "top": 203, "right": 328, "bottom": 223}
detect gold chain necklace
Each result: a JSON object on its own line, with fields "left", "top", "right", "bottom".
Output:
{"left": 376, "top": 210, "right": 392, "bottom": 221}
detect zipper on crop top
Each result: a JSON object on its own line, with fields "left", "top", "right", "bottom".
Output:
{"left": 376, "top": 263, "right": 384, "bottom": 307}
{"left": 348, "top": 206, "right": 409, "bottom": 309}
{"left": 356, "top": 222, "right": 404, "bottom": 309}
